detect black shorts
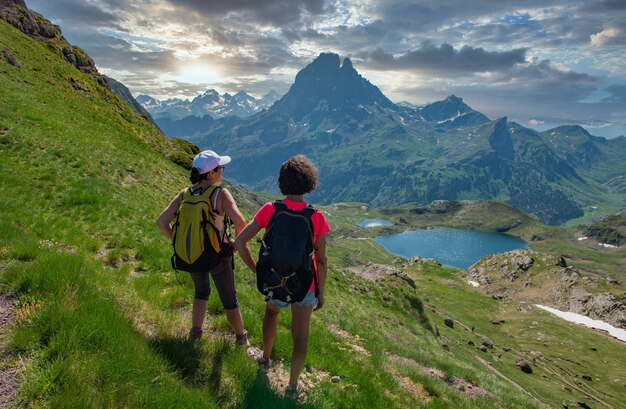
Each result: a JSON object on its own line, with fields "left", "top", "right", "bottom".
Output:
{"left": 188, "top": 256, "right": 238, "bottom": 310}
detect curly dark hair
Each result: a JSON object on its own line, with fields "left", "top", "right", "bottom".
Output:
{"left": 278, "top": 155, "right": 318, "bottom": 195}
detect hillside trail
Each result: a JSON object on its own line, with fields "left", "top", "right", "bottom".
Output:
{"left": 245, "top": 345, "right": 332, "bottom": 402}
{"left": 0, "top": 292, "right": 19, "bottom": 407}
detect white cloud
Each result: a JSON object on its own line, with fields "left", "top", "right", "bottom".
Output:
{"left": 590, "top": 25, "right": 626, "bottom": 46}
{"left": 22, "top": 0, "right": 626, "bottom": 133}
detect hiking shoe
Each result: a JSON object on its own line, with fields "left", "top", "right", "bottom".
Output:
{"left": 257, "top": 356, "right": 271, "bottom": 374}
{"left": 236, "top": 330, "right": 250, "bottom": 347}
{"left": 188, "top": 328, "right": 203, "bottom": 342}
{"left": 285, "top": 380, "right": 305, "bottom": 399}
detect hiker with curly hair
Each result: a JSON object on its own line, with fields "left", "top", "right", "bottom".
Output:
{"left": 157, "top": 150, "right": 250, "bottom": 345}
{"left": 235, "top": 154, "right": 330, "bottom": 398}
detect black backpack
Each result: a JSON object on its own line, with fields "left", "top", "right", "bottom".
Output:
{"left": 256, "top": 200, "right": 317, "bottom": 303}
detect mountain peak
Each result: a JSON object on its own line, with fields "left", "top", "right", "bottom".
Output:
{"left": 553, "top": 124, "right": 592, "bottom": 137}
{"left": 311, "top": 52, "right": 341, "bottom": 69}
{"left": 264, "top": 90, "right": 280, "bottom": 98}
{"left": 495, "top": 116, "right": 508, "bottom": 126}
{"left": 202, "top": 89, "right": 219, "bottom": 96}
{"left": 341, "top": 57, "right": 355, "bottom": 71}
{"left": 420, "top": 95, "right": 477, "bottom": 123}
{"left": 272, "top": 53, "right": 395, "bottom": 120}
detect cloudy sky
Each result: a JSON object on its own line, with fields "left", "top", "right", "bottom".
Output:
{"left": 27, "top": 0, "right": 626, "bottom": 137}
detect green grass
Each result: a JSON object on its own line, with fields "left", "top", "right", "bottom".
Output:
{"left": 400, "top": 261, "right": 626, "bottom": 409}
{"left": 1, "top": 16, "right": 625, "bottom": 409}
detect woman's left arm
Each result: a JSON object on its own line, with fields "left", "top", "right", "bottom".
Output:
{"left": 219, "top": 188, "right": 247, "bottom": 234}
{"left": 314, "top": 234, "right": 328, "bottom": 310}
{"left": 234, "top": 220, "right": 262, "bottom": 272}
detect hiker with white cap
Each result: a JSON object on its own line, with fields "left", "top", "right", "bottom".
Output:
{"left": 157, "top": 150, "right": 250, "bottom": 344}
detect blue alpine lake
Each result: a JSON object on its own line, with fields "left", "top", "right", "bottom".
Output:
{"left": 372, "top": 227, "right": 528, "bottom": 269}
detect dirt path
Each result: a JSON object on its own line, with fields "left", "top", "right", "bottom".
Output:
{"left": 246, "top": 346, "right": 331, "bottom": 402}
{"left": 0, "top": 292, "right": 19, "bottom": 408}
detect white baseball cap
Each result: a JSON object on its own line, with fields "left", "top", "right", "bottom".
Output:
{"left": 191, "top": 150, "right": 231, "bottom": 174}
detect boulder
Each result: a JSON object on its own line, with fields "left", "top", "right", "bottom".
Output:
{"left": 516, "top": 360, "right": 532, "bottom": 373}
{"left": 444, "top": 318, "right": 454, "bottom": 328}
{"left": 514, "top": 254, "right": 534, "bottom": 271}
{"left": 391, "top": 271, "right": 416, "bottom": 289}
{"left": 481, "top": 338, "right": 494, "bottom": 349}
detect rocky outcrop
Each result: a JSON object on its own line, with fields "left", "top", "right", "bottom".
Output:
{"left": 569, "top": 292, "right": 626, "bottom": 328}
{"left": 488, "top": 117, "right": 515, "bottom": 160}
{"left": 408, "top": 200, "right": 463, "bottom": 215}
{"left": 464, "top": 250, "right": 626, "bottom": 329}
{"left": 2, "top": 49, "right": 19, "bottom": 66}
{"left": 0, "top": 0, "right": 59, "bottom": 38}
{"left": 344, "top": 262, "right": 418, "bottom": 290}
{"left": 585, "top": 216, "right": 625, "bottom": 246}
{"left": 0, "top": 0, "right": 106, "bottom": 86}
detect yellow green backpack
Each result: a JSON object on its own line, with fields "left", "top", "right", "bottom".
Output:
{"left": 171, "top": 185, "right": 230, "bottom": 273}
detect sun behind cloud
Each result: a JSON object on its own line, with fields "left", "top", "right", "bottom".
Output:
{"left": 167, "top": 63, "right": 223, "bottom": 85}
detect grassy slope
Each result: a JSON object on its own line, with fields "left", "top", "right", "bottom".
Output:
{"left": 1, "top": 18, "right": 624, "bottom": 409}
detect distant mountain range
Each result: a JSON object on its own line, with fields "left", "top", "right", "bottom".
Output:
{"left": 136, "top": 89, "right": 281, "bottom": 122}
{"left": 173, "top": 53, "right": 626, "bottom": 225}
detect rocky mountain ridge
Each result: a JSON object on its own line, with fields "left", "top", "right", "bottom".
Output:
{"left": 181, "top": 53, "right": 626, "bottom": 225}
{"left": 137, "top": 89, "right": 281, "bottom": 121}
{"left": 106, "top": 76, "right": 157, "bottom": 127}
{"left": 0, "top": 0, "right": 106, "bottom": 87}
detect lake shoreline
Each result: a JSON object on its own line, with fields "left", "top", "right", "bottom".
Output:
{"left": 370, "top": 226, "right": 528, "bottom": 270}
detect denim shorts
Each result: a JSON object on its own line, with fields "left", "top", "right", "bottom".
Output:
{"left": 270, "top": 289, "right": 318, "bottom": 308}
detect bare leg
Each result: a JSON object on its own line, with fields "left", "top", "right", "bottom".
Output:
{"left": 191, "top": 299, "right": 207, "bottom": 329}
{"left": 225, "top": 307, "right": 246, "bottom": 336}
{"left": 288, "top": 304, "right": 314, "bottom": 388}
{"left": 262, "top": 302, "right": 280, "bottom": 360}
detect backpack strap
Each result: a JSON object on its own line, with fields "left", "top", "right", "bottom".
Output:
{"left": 210, "top": 186, "right": 222, "bottom": 213}
{"left": 266, "top": 199, "right": 287, "bottom": 227}
{"left": 273, "top": 199, "right": 287, "bottom": 211}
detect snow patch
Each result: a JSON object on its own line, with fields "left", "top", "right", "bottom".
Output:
{"left": 535, "top": 304, "right": 626, "bottom": 342}
{"left": 467, "top": 281, "right": 480, "bottom": 287}
{"left": 599, "top": 243, "right": 618, "bottom": 248}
